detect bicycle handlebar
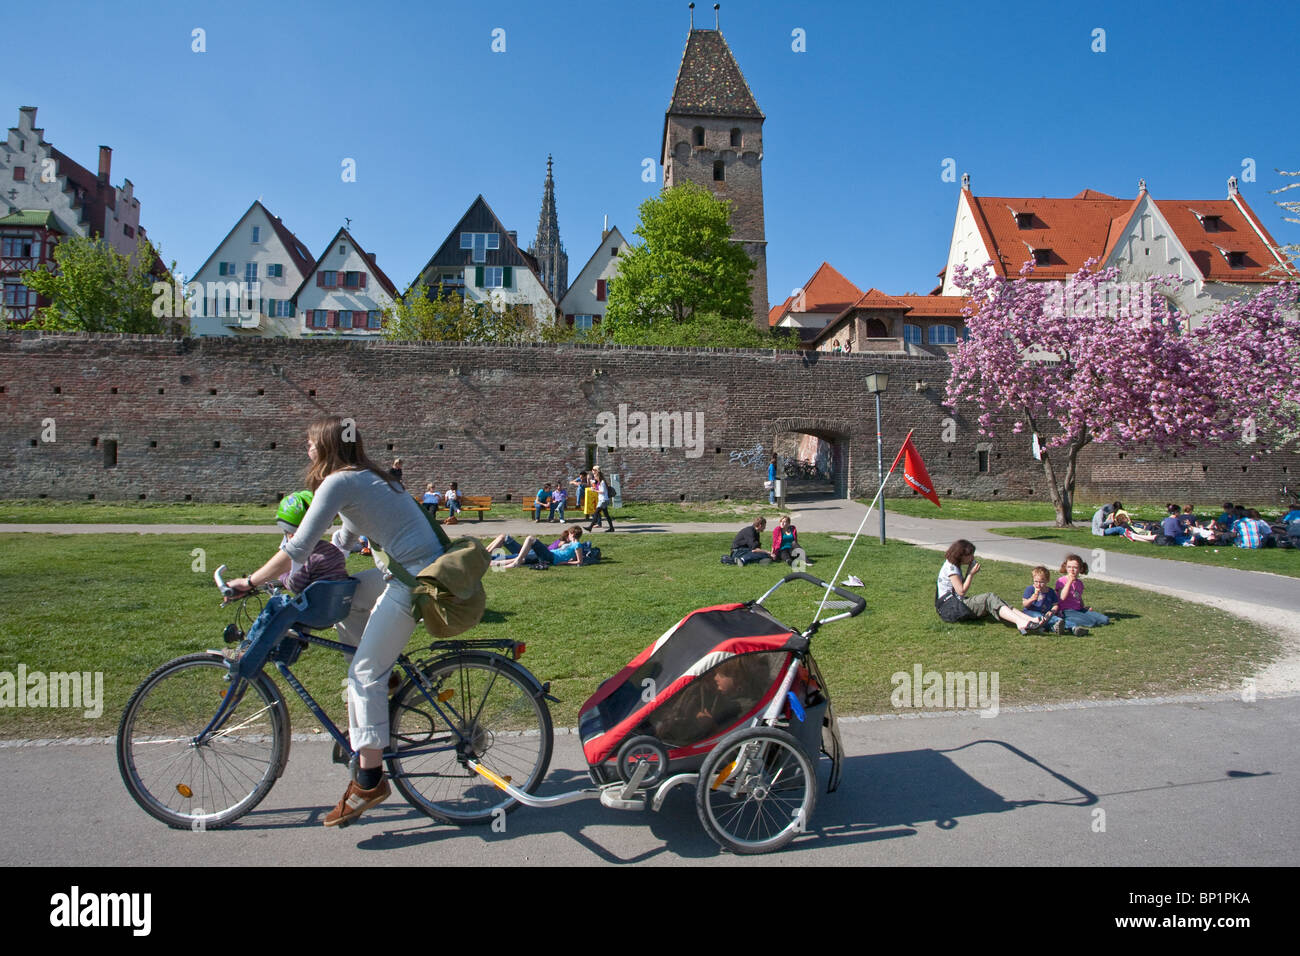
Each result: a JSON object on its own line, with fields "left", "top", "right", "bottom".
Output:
{"left": 214, "top": 564, "right": 234, "bottom": 598}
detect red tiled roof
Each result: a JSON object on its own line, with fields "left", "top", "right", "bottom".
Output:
{"left": 769, "top": 261, "right": 863, "bottom": 325}
{"left": 889, "top": 294, "right": 971, "bottom": 316}
{"left": 967, "top": 189, "right": 1294, "bottom": 283}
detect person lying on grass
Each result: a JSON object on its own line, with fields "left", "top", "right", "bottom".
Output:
{"left": 485, "top": 527, "right": 585, "bottom": 569}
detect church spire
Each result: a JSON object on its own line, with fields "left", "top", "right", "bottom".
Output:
{"left": 529, "top": 155, "right": 567, "bottom": 303}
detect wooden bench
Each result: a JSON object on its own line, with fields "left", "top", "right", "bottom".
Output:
{"left": 456, "top": 495, "right": 492, "bottom": 522}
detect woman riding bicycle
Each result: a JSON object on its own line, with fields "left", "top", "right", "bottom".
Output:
{"left": 228, "top": 414, "right": 441, "bottom": 827}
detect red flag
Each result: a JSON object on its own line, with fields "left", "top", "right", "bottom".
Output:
{"left": 888, "top": 434, "right": 941, "bottom": 507}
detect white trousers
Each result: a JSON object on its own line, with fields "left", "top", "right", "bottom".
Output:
{"left": 334, "top": 566, "right": 417, "bottom": 752}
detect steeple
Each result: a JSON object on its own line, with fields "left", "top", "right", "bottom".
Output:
{"left": 528, "top": 154, "right": 567, "bottom": 303}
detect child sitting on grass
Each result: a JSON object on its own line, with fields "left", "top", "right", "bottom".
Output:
{"left": 1022, "top": 565, "right": 1089, "bottom": 636}
{"left": 1056, "top": 554, "right": 1109, "bottom": 629}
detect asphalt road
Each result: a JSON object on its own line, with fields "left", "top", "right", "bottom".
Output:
{"left": 3, "top": 695, "right": 1294, "bottom": 867}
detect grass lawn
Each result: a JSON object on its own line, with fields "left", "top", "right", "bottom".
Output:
{"left": 0, "top": 498, "right": 772, "bottom": 526}
{"left": 0, "top": 531, "right": 1279, "bottom": 738}
{"left": 992, "top": 524, "right": 1300, "bottom": 579}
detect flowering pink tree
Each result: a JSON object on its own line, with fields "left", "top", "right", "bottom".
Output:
{"left": 946, "top": 260, "right": 1300, "bottom": 526}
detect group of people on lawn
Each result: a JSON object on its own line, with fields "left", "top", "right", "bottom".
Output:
{"left": 723, "top": 515, "right": 811, "bottom": 566}
{"left": 936, "top": 539, "right": 1107, "bottom": 636}
{"left": 1092, "top": 500, "right": 1300, "bottom": 549}
{"left": 529, "top": 468, "right": 616, "bottom": 532}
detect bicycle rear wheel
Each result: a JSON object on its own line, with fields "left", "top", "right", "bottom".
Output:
{"left": 117, "top": 653, "right": 288, "bottom": 830}
{"left": 388, "top": 654, "right": 552, "bottom": 825}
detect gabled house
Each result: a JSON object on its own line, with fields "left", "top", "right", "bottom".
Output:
{"left": 412, "top": 195, "right": 557, "bottom": 324}
{"left": 292, "top": 227, "right": 399, "bottom": 337}
{"left": 188, "top": 200, "right": 315, "bottom": 337}
{"left": 557, "top": 225, "right": 626, "bottom": 333}
{"left": 942, "top": 174, "right": 1297, "bottom": 327}
{"left": 767, "top": 262, "right": 863, "bottom": 344}
{"left": 2, "top": 106, "right": 160, "bottom": 323}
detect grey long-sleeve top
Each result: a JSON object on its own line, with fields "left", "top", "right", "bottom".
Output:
{"left": 281, "top": 468, "right": 441, "bottom": 575}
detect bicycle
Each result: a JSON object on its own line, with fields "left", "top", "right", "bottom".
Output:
{"left": 117, "top": 566, "right": 554, "bottom": 830}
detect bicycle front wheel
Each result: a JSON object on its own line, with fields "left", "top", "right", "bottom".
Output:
{"left": 117, "top": 653, "right": 288, "bottom": 830}
{"left": 388, "top": 654, "right": 552, "bottom": 825}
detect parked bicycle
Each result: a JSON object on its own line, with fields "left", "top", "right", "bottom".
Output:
{"left": 117, "top": 566, "right": 554, "bottom": 830}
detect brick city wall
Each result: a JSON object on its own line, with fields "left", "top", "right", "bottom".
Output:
{"left": 1, "top": 333, "right": 1295, "bottom": 508}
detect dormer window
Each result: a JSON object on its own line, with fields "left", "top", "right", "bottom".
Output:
{"left": 1032, "top": 248, "right": 1051, "bottom": 266}
{"left": 1228, "top": 250, "right": 1245, "bottom": 268}
{"left": 1191, "top": 209, "right": 1222, "bottom": 232}
{"left": 1015, "top": 212, "right": 1032, "bottom": 229}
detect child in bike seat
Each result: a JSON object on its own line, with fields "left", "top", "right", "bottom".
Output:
{"left": 222, "top": 491, "right": 349, "bottom": 670}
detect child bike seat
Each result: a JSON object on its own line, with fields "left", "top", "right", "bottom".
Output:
{"left": 291, "top": 578, "right": 359, "bottom": 628}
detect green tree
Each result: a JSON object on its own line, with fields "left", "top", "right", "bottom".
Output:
{"left": 606, "top": 181, "right": 757, "bottom": 335}
{"left": 383, "top": 282, "right": 543, "bottom": 343}
{"left": 22, "top": 235, "right": 162, "bottom": 333}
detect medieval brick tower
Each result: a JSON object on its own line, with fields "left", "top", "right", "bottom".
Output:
{"left": 528, "top": 155, "right": 567, "bottom": 304}
{"left": 662, "top": 20, "right": 768, "bottom": 329}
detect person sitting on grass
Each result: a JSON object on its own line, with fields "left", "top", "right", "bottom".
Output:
{"left": 1022, "top": 565, "right": 1089, "bottom": 636}
{"left": 727, "top": 517, "right": 774, "bottom": 565}
{"left": 1091, "top": 501, "right": 1126, "bottom": 536}
{"left": 1234, "top": 510, "right": 1275, "bottom": 549}
{"left": 936, "top": 539, "right": 1045, "bottom": 634}
{"left": 771, "top": 514, "right": 812, "bottom": 566}
{"left": 1056, "top": 554, "right": 1109, "bottom": 629}
{"left": 1161, "top": 504, "right": 1191, "bottom": 546}
{"left": 485, "top": 529, "right": 585, "bottom": 569}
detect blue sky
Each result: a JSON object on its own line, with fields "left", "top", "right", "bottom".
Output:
{"left": 4, "top": 0, "right": 1295, "bottom": 304}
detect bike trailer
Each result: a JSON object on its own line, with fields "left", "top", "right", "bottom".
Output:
{"left": 578, "top": 602, "right": 821, "bottom": 785}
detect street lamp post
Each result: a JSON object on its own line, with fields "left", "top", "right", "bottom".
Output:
{"left": 865, "top": 372, "right": 889, "bottom": 544}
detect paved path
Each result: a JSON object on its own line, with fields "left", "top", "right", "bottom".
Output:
{"left": 3, "top": 695, "right": 1295, "bottom": 866}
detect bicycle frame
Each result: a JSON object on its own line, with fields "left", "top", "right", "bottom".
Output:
{"left": 197, "top": 625, "right": 532, "bottom": 777}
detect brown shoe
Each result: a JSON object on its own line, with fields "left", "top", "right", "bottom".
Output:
{"left": 323, "top": 777, "right": 390, "bottom": 827}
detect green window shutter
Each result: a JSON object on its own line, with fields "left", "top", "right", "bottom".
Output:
{"left": 502, "top": 266, "right": 512, "bottom": 288}
{"left": 475, "top": 266, "right": 484, "bottom": 288}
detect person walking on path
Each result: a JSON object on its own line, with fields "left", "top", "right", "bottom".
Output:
{"left": 587, "top": 466, "right": 615, "bottom": 532}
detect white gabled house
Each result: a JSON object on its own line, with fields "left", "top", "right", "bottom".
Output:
{"left": 188, "top": 200, "right": 315, "bottom": 337}
{"left": 941, "top": 174, "right": 1298, "bottom": 327}
{"left": 412, "top": 195, "right": 557, "bottom": 324}
{"left": 292, "top": 227, "right": 399, "bottom": 337}
{"left": 557, "top": 225, "right": 626, "bottom": 333}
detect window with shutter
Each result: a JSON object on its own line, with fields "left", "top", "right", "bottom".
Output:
{"left": 475, "top": 266, "right": 484, "bottom": 288}
{"left": 328, "top": 311, "right": 338, "bottom": 327}
{"left": 359, "top": 273, "right": 367, "bottom": 289}
{"left": 502, "top": 266, "right": 512, "bottom": 289}
{"left": 317, "top": 272, "right": 324, "bottom": 287}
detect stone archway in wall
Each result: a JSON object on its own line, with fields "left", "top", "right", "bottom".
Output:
{"left": 770, "top": 416, "right": 851, "bottom": 499}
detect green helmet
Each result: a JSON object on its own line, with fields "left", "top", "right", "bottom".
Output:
{"left": 275, "top": 490, "right": 314, "bottom": 533}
